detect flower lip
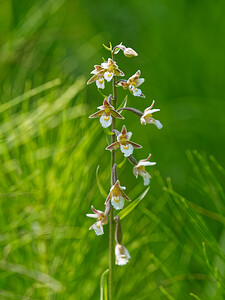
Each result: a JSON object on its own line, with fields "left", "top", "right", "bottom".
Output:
{"left": 115, "top": 243, "right": 131, "bottom": 266}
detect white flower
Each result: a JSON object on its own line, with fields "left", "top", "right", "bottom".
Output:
{"left": 101, "top": 58, "right": 124, "bottom": 82}
{"left": 115, "top": 244, "right": 131, "bottom": 266}
{"left": 105, "top": 180, "right": 131, "bottom": 210}
{"left": 133, "top": 154, "right": 156, "bottom": 186}
{"left": 106, "top": 125, "right": 142, "bottom": 157}
{"left": 118, "top": 70, "right": 145, "bottom": 98}
{"left": 86, "top": 205, "right": 108, "bottom": 236}
{"left": 87, "top": 65, "right": 106, "bottom": 89}
{"left": 141, "top": 100, "right": 163, "bottom": 129}
{"left": 89, "top": 98, "right": 124, "bottom": 128}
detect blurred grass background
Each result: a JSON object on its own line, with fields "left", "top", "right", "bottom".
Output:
{"left": 0, "top": 0, "right": 225, "bottom": 299}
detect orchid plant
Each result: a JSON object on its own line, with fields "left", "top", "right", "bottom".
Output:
{"left": 86, "top": 43, "right": 162, "bottom": 299}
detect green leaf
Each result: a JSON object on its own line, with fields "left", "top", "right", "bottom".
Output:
{"left": 100, "top": 269, "right": 109, "bottom": 300}
{"left": 117, "top": 157, "right": 127, "bottom": 169}
{"left": 159, "top": 286, "right": 175, "bottom": 300}
{"left": 103, "top": 128, "right": 114, "bottom": 136}
{"left": 97, "top": 88, "right": 107, "bottom": 98}
{"left": 190, "top": 293, "right": 202, "bottom": 300}
{"left": 103, "top": 43, "right": 112, "bottom": 52}
{"left": 96, "top": 165, "right": 108, "bottom": 199}
{"left": 118, "top": 187, "right": 150, "bottom": 220}
{"left": 117, "top": 95, "right": 128, "bottom": 110}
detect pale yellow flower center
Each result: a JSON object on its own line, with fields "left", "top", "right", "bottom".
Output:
{"left": 114, "top": 196, "right": 120, "bottom": 203}
{"left": 103, "top": 116, "right": 110, "bottom": 121}
{"left": 112, "top": 187, "right": 120, "bottom": 197}
{"left": 98, "top": 78, "right": 103, "bottom": 83}
{"left": 138, "top": 165, "right": 146, "bottom": 171}
{"left": 105, "top": 107, "right": 110, "bottom": 114}
{"left": 145, "top": 113, "right": 152, "bottom": 118}
{"left": 122, "top": 144, "right": 129, "bottom": 150}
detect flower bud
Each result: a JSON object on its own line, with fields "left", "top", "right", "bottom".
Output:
{"left": 115, "top": 215, "right": 123, "bottom": 244}
{"left": 123, "top": 47, "right": 138, "bottom": 57}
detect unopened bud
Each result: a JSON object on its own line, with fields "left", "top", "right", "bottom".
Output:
{"left": 111, "top": 164, "right": 118, "bottom": 185}
{"left": 124, "top": 47, "right": 138, "bottom": 57}
{"left": 115, "top": 215, "right": 123, "bottom": 244}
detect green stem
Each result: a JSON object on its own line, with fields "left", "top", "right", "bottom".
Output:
{"left": 109, "top": 52, "right": 117, "bottom": 300}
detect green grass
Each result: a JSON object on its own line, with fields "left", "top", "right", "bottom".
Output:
{"left": 0, "top": 0, "right": 225, "bottom": 299}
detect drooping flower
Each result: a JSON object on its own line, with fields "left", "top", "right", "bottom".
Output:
{"left": 87, "top": 65, "right": 106, "bottom": 89}
{"left": 140, "top": 100, "right": 163, "bottom": 129}
{"left": 115, "top": 243, "right": 131, "bottom": 266}
{"left": 114, "top": 215, "right": 131, "bottom": 265}
{"left": 101, "top": 58, "right": 124, "bottom": 82}
{"left": 106, "top": 125, "right": 142, "bottom": 157}
{"left": 86, "top": 204, "right": 109, "bottom": 236}
{"left": 133, "top": 154, "right": 156, "bottom": 186}
{"left": 105, "top": 180, "right": 131, "bottom": 210}
{"left": 123, "top": 47, "right": 138, "bottom": 57}
{"left": 89, "top": 96, "right": 124, "bottom": 128}
{"left": 117, "top": 70, "right": 145, "bottom": 98}
{"left": 113, "top": 44, "right": 138, "bottom": 57}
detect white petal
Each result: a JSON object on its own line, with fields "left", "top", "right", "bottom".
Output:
{"left": 154, "top": 120, "right": 163, "bottom": 129}
{"left": 142, "top": 172, "right": 150, "bottom": 186}
{"left": 147, "top": 108, "right": 160, "bottom": 115}
{"left": 135, "top": 78, "right": 145, "bottom": 87}
{"left": 115, "top": 244, "right": 131, "bottom": 266}
{"left": 120, "top": 143, "right": 133, "bottom": 157}
{"left": 104, "top": 71, "right": 113, "bottom": 82}
{"left": 92, "top": 221, "right": 104, "bottom": 236}
{"left": 96, "top": 78, "right": 105, "bottom": 89}
{"left": 126, "top": 131, "right": 132, "bottom": 140}
{"left": 101, "top": 62, "right": 109, "bottom": 69}
{"left": 140, "top": 116, "right": 146, "bottom": 125}
{"left": 137, "top": 161, "right": 156, "bottom": 167}
{"left": 111, "top": 196, "right": 125, "bottom": 210}
{"left": 86, "top": 213, "right": 98, "bottom": 218}
{"left": 119, "top": 185, "right": 126, "bottom": 190}
{"left": 132, "top": 87, "right": 142, "bottom": 97}
{"left": 100, "top": 115, "right": 112, "bottom": 128}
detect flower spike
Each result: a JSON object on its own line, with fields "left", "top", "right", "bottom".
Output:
{"left": 133, "top": 154, "right": 156, "bottom": 186}
{"left": 106, "top": 125, "right": 142, "bottom": 157}
{"left": 105, "top": 180, "right": 131, "bottom": 210}
{"left": 140, "top": 100, "right": 163, "bottom": 129}
{"left": 89, "top": 96, "right": 124, "bottom": 128}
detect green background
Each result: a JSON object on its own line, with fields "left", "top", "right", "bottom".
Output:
{"left": 0, "top": 0, "right": 225, "bottom": 299}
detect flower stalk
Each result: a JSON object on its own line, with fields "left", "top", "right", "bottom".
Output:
{"left": 86, "top": 42, "right": 163, "bottom": 299}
